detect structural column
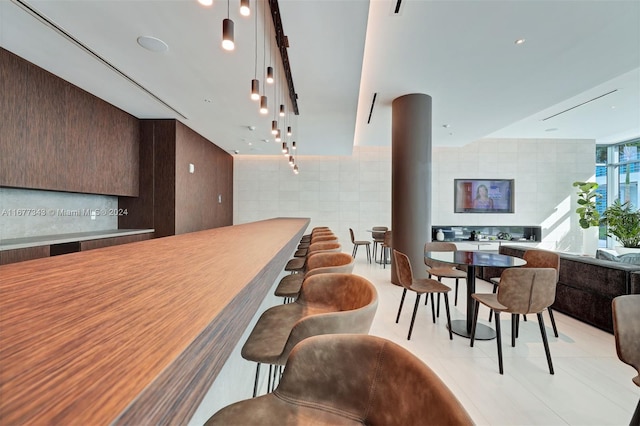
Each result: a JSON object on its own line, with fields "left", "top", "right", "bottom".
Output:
{"left": 391, "top": 94, "right": 432, "bottom": 283}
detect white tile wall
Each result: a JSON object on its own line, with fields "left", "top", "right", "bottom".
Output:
{"left": 234, "top": 139, "right": 595, "bottom": 252}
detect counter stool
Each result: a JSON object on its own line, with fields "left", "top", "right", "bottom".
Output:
{"left": 284, "top": 241, "right": 341, "bottom": 273}
{"left": 206, "top": 334, "right": 474, "bottom": 426}
{"left": 241, "top": 273, "right": 378, "bottom": 397}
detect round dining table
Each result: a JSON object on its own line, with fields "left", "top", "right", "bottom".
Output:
{"left": 424, "top": 250, "right": 527, "bottom": 340}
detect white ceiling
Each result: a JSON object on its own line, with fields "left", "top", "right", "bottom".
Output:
{"left": 1, "top": 0, "right": 639, "bottom": 157}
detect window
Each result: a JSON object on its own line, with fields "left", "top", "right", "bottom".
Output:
{"left": 596, "top": 139, "right": 640, "bottom": 247}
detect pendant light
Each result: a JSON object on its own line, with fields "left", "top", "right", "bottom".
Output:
{"left": 240, "top": 0, "right": 250, "bottom": 16}
{"left": 287, "top": 126, "right": 292, "bottom": 136}
{"left": 266, "top": 19, "right": 274, "bottom": 83}
{"left": 282, "top": 142, "right": 287, "bottom": 153}
{"left": 292, "top": 141, "right": 296, "bottom": 150}
{"left": 260, "top": 95, "right": 268, "bottom": 114}
{"left": 266, "top": 67, "right": 274, "bottom": 84}
{"left": 275, "top": 129, "right": 281, "bottom": 142}
{"left": 293, "top": 164, "right": 299, "bottom": 174}
{"left": 279, "top": 104, "right": 285, "bottom": 117}
{"left": 258, "top": 0, "right": 268, "bottom": 114}
{"left": 222, "top": 0, "right": 234, "bottom": 51}
{"left": 250, "top": 1, "right": 259, "bottom": 100}
{"left": 271, "top": 120, "right": 278, "bottom": 135}
{"left": 288, "top": 155, "right": 294, "bottom": 166}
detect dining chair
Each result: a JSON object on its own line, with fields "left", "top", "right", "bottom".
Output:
{"left": 393, "top": 249, "right": 453, "bottom": 340}
{"left": 470, "top": 267, "right": 557, "bottom": 375}
{"left": 424, "top": 242, "right": 467, "bottom": 306}
{"left": 380, "top": 230, "right": 392, "bottom": 268}
{"left": 489, "top": 248, "right": 560, "bottom": 337}
{"left": 206, "top": 334, "right": 474, "bottom": 426}
{"left": 612, "top": 294, "right": 640, "bottom": 425}
{"left": 349, "top": 228, "right": 371, "bottom": 263}
{"left": 371, "top": 226, "right": 388, "bottom": 262}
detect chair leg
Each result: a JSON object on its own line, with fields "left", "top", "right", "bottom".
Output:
{"left": 515, "top": 314, "right": 520, "bottom": 339}
{"left": 408, "top": 293, "right": 421, "bottom": 340}
{"left": 454, "top": 279, "right": 459, "bottom": 306}
{"left": 352, "top": 245, "right": 358, "bottom": 258}
{"left": 396, "top": 288, "right": 407, "bottom": 323}
{"left": 495, "top": 312, "right": 504, "bottom": 374}
{"left": 630, "top": 398, "right": 640, "bottom": 426}
{"left": 488, "top": 283, "right": 498, "bottom": 322}
{"left": 548, "top": 308, "right": 559, "bottom": 337}
{"left": 443, "top": 293, "right": 453, "bottom": 340}
{"left": 470, "top": 300, "right": 480, "bottom": 347}
{"left": 430, "top": 292, "right": 436, "bottom": 323}
{"left": 537, "top": 312, "right": 554, "bottom": 374}
{"left": 252, "top": 363, "right": 261, "bottom": 397}
{"left": 437, "top": 293, "right": 441, "bottom": 318}
{"left": 267, "top": 364, "right": 272, "bottom": 393}
{"left": 511, "top": 314, "right": 517, "bottom": 347}
{"left": 366, "top": 245, "right": 371, "bottom": 263}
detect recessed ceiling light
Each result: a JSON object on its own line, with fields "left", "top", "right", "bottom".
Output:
{"left": 515, "top": 38, "right": 526, "bottom": 45}
{"left": 204, "top": 98, "right": 212, "bottom": 103}
{"left": 137, "top": 36, "right": 169, "bottom": 53}
{"left": 442, "top": 124, "right": 450, "bottom": 128}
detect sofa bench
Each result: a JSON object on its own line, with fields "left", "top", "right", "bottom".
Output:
{"left": 480, "top": 245, "right": 640, "bottom": 333}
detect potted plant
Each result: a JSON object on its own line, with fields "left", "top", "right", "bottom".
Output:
{"left": 572, "top": 181, "right": 601, "bottom": 229}
{"left": 600, "top": 199, "right": 640, "bottom": 253}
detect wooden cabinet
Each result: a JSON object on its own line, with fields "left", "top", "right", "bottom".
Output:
{"left": 0, "top": 246, "right": 50, "bottom": 265}
{"left": 80, "top": 233, "right": 152, "bottom": 251}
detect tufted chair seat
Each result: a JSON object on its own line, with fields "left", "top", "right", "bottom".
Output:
{"left": 207, "top": 334, "right": 474, "bottom": 426}
{"left": 275, "top": 252, "right": 355, "bottom": 302}
{"left": 242, "top": 273, "right": 378, "bottom": 396}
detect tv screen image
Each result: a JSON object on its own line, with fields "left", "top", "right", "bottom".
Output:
{"left": 454, "top": 179, "right": 514, "bottom": 213}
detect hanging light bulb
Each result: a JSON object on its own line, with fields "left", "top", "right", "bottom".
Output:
{"left": 282, "top": 142, "right": 287, "bottom": 153}
{"left": 289, "top": 155, "right": 294, "bottom": 166}
{"left": 283, "top": 147, "right": 289, "bottom": 156}
{"left": 292, "top": 141, "right": 296, "bottom": 150}
{"left": 240, "top": 0, "right": 250, "bottom": 16}
{"left": 279, "top": 104, "right": 285, "bottom": 117}
{"left": 287, "top": 126, "right": 292, "bottom": 136}
{"left": 266, "top": 66, "right": 274, "bottom": 84}
{"left": 275, "top": 129, "right": 282, "bottom": 142}
{"left": 260, "top": 95, "right": 268, "bottom": 114}
{"left": 271, "top": 120, "right": 278, "bottom": 135}
{"left": 293, "top": 164, "right": 299, "bottom": 174}
{"left": 251, "top": 79, "right": 260, "bottom": 101}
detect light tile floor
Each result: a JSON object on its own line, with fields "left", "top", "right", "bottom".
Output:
{"left": 353, "top": 255, "right": 638, "bottom": 426}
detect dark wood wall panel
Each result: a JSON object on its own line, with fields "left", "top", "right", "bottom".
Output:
{"left": 0, "top": 50, "right": 28, "bottom": 185}
{"left": 0, "top": 246, "right": 50, "bottom": 265}
{"left": 79, "top": 233, "right": 152, "bottom": 251}
{"left": 0, "top": 48, "right": 139, "bottom": 196}
{"left": 175, "top": 121, "right": 233, "bottom": 235}
{"left": 152, "top": 120, "right": 177, "bottom": 237}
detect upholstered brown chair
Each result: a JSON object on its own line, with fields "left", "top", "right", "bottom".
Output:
{"left": 424, "top": 242, "right": 467, "bottom": 306}
{"left": 285, "top": 241, "right": 341, "bottom": 273}
{"left": 295, "top": 232, "right": 336, "bottom": 257}
{"left": 275, "top": 252, "right": 355, "bottom": 302}
{"left": 299, "top": 227, "right": 331, "bottom": 244}
{"left": 489, "top": 248, "right": 560, "bottom": 337}
{"left": 393, "top": 249, "right": 453, "bottom": 340}
{"left": 349, "top": 228, "right": 371, "bottom": 263}
{"left": 471, "top": 268, "right": 557, "bottom": 375}
{"left": 612, "top": 294, "right": 640, "bottom": 425}
{"left": 371, "top": 226, "right": 388, "bottom": 261}
{"left": 207, "top": 334, "right": 475, "bottom": 426}
{"left": 242, "top": 273, "right": 378, "bottom": 397}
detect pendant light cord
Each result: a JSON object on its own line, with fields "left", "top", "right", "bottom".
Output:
{"left": 254, "top": 0, "right": 258, "bottom": 78}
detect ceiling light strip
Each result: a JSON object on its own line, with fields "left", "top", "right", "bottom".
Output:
{"left": 268, "top": 0, "right": 299, "bottom": 115}
{"left": 541, "top": 89, "right": 618, "bottom": 121}
{"left": 12, "top": 0, "right": 188, "bottom": 120}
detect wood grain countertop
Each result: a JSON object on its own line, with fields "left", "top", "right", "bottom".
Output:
{"left": 0, "top": 217, "right": 309, "bottom": 425}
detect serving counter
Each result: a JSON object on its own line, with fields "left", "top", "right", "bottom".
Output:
{"left": 0, "top": 217, "right": 309, "bottom": 425}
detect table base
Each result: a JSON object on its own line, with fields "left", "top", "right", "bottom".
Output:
{"left": 449, "top": 319, "right": 496, "bottom": 340}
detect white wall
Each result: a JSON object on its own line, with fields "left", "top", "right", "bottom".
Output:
{"left": 234, "top": 139, "right": 595, "bottom": 253}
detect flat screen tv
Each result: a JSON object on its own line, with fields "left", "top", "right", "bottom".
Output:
{"left": 454, "top": 179, "right": 514, "bottom": 213}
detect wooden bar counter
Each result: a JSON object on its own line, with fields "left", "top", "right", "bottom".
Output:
{"left": 0, "top": 217, "right": 309, "bottom": 425}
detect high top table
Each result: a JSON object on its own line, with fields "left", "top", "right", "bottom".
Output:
{"left": 0, "top": 218, "right": 309, "bottom": 425}
{"left": 425, "top": 250, "right": 527, "bottom": 340}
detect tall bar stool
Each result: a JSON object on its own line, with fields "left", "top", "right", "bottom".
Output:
{"left": 241, "top": 273, "right": 378, "bottom": 397}
{"left": 274, "top": 252, "right": 355, "bottom": 303}
{"left": 206, "top": 334, "right": 474, "bottom": 426}
{"left": 284, "top": 241, "right": 341, "bottom": 274}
